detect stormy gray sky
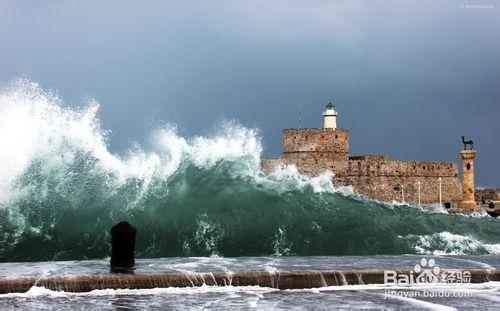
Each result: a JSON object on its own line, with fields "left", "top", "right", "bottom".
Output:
{"left": 1, "top": 0, "right": 499, "bottom": 187}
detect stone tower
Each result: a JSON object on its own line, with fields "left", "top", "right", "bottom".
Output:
{"left": 323, "top": 102, "right": 338, "bottom": 129}
{"left": 459, "top": 149, "right": 478, "bottom": 209}
{"left": 282, "top": 104, "right": 349, "bottom": 163}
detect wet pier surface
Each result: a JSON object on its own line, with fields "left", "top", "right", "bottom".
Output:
{"left": 1, "top": 256, "right": 500, "bottom": 309}
{"left": 2, "top": 255, "right": 499, "bottom": 279}
{"left": 0, "top": 255, "right": 499, "bottom": 293}
{"left": 1, "top": 268, "right": 500, "bottom": 294}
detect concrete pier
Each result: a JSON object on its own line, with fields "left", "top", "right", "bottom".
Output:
{"left": 0, "top": 269, "right": 499, "bottom": 294}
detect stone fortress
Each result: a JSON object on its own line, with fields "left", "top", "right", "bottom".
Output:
{"left": 262, "top": 103, "right": 484, "bottom": 207}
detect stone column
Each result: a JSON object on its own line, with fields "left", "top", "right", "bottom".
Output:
{"left": 459, "top": 149, "right": 478, "bottom": 209}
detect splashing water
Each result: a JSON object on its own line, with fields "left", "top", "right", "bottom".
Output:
{"left": 403, "top": 232, "right": 500, "bottom": 255}
{"left": 0, "top": 79, "right": 499, "bottom": 262}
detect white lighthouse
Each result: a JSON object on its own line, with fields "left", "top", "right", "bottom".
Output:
{"left": 323, "top": 102, "right": 338, "bottom": 129}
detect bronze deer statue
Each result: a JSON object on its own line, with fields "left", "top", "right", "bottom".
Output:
{"left": 461, "top": 136, "right": 473, "bottom": 150}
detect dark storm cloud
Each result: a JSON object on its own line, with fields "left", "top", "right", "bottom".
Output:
{"left": 0, "top": 0, "right": 499, "bottom": 186}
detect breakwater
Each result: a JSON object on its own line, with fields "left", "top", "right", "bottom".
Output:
{"left": 1, "top": 269, "right": 499, "bottom": 294}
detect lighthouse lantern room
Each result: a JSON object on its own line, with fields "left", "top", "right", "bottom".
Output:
{"left": 323, "top": 102, "right": 338, "bottom": 129}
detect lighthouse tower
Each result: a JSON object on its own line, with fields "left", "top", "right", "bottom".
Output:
{"left": 323, "top": 102, "right": 338, "bottom": 129}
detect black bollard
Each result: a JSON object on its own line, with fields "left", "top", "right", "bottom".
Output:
{"left": 110, "top": 221, "right": 137, "bottom": 273}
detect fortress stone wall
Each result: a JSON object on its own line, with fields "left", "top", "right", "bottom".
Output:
{"left": 283, "top": 128, "right": 349, "bottom": 162}
{"left": 262, "top": 128, "right": 462, "bottom": 204}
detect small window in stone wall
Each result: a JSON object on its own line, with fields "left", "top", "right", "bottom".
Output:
{"left": 466, "top": 163, "right": 471, "bottom": 170}
{"left": 335, "top": 135, "right": 338, "bottom": 139}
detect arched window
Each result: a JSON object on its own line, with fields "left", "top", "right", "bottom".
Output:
{"left": 466, "top": 163, "right": 471, "bottom": 170}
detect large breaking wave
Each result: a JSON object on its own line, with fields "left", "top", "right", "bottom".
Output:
{"left": 0, "top": 80, "right": 499, "bottom": 262}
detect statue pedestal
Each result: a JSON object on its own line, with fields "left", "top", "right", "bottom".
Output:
{"left": 459, "top": 149, "right": 477, "bottom": 210}
{"left": 457, "top": 201, "right": 480, "bottom": 210}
